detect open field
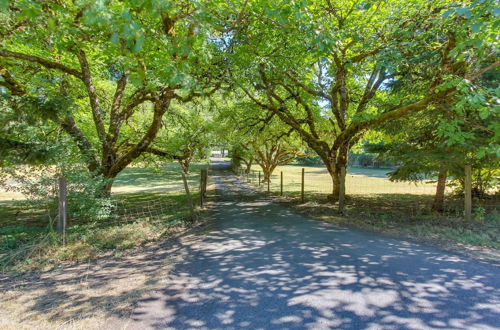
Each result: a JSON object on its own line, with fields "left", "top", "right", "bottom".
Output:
{"left": 0, "top": 162, "right": 209, "bottom": 272}
{"left": 265, "top": 164, "right": 438, "bottom": 195}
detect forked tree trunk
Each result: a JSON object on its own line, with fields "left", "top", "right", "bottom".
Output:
{"left": 254, "top": 143, "right": 296, "bottom": 184}
{"left": 179, "top": 157, "right": 192, "bottom": 175}
{"left": 432, "top": 168, "right": 447, "bottom": 212}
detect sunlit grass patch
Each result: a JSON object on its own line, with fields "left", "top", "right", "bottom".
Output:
{"left": 254, "top": 164, "right": 438, "bottom": 195}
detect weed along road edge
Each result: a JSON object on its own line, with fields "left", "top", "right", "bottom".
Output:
{"left": 130, "top": 161, "right": 500, "bottom": 329}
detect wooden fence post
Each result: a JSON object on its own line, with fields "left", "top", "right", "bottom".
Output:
{"left": 280, "top": 171, "right": 283, "bottom": 196}
{"left": 301, "top": 168, "right": 305, "bottom": 203}
{"left": 199, "top": 169, "right": 207, "bottom": 207}
{"left": 464, "top": 164, "right": 472, "bottom": 221}
{"left": 203, "top": 169, "right": 208, "bottom": 201}
{"left": 58, "top": 176, "right": 67, "bottom": 245}
{"left": 258, "top": 171, "right": 261, "bottom": 186}
{"left": 199, "top": 170, "right": 203, "bottom": 207}
{"left": 339, "top": 166, "right": 346, "bottom": 214}
{"left": 181, "top": 172, "right": 195, "bottom": 221}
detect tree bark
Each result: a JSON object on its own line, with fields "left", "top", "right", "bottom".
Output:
{"left": 102, "top": 180, "right": 114, "bottom": 197}
{"left": 244, "top": 159, "right": 253, "bottom": 174}
{"left": 262, "top": 166, "right": 272, "bottom": 183}
{"left": 321, "top": 145, "right": 348, "bottom": 202}
{"left": 179, "top": 157, "right": 192, "bottom": 174}
{"left": 432, "top": 168, "right": 447, "bottom": 212}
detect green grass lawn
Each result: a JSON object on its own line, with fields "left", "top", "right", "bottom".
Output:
{"left": 246, "top": 164, "right": 437, "bottom": 195}
{"left": 0, "top": 162, "right": 209, "bottom": 272}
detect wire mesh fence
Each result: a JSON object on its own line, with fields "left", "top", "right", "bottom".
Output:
{"left": 105, "top": 198, "right": 185, "bottom": 225}
{"left": 234, "top": 165, "right": 499, "bottom": 220}
{"left": 79, "top": 169, "right": 210, "bottom": 226}
{"left": 38, "top": 166, "right": 212, "bottom": 229}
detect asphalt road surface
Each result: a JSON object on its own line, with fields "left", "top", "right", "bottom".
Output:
{"left": 131, "top": 161, "right": 500, "bottom": 329}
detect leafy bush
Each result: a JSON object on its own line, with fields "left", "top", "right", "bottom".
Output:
{"left": 0, "top": 164, "right": 114, "bottom": 222}
{"left": 63, "top": 169, "right": 115, "bottom": 221}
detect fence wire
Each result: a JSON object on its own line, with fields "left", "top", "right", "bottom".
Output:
{"left": 55, "top": 167, "right": 211, "bottom": 227}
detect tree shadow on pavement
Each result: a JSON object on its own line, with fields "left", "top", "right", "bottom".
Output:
{"left": 1, "top": 163, "right": 498, "bottom": 329}
{"left": 131, "top": 170, "right": 500, "bottom": 329}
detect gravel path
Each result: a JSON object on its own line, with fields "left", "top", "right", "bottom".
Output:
{"left": 130, "top": 162, "right": 500, "bottom": 329}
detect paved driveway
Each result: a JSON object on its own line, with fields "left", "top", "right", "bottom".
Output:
{"left": 131, "top": 165, "right": 500, "bottom": 329}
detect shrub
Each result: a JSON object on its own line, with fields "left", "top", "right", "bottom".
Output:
{"left": 0, "top": 164, "right": 114, "bottom": 223}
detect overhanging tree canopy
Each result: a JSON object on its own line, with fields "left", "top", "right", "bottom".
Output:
{"left": 226, "top": 0, "right": 499, "bottom": 201}
{"left": 0, "top": 0, "right": 225, "bottom": 193}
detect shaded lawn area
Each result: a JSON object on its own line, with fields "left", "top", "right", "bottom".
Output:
{"left": 112, "top": 162, "right": 205, "bottom": 194}
{"left": 0, "top": 162, "right": 208, "bottom": 272}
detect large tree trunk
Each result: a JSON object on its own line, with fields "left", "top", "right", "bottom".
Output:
{"left": 323, "top": 146, "right": 348, "bottom": 203}
{"left": 432, "top": 168, "right": 447, "bottom": 212}
{"left": 332, "top": 171, "right": 340, "bottom": 199}
{"left": 102, "top": 180, "right": 114, "bottom": 197}
{"left": 261, "top": 166, "right": 272, "bottom": 183}
{"left": 98, "top": 163, "right": 124, "bottom": 197}
{"left": 327, "top": 162, "right": 342, "bottom": 201}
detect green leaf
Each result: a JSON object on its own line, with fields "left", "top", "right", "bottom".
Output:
{"left": 110, "top": 33, "right": 120, "bottom": 44}
{"left": 479, "top": 109, "right": 489, "bottom": 120}
{"left": 456, "top": 7, "right": 472, "bottom": 19}
{"left": 471, "top": 22, "right": 483, "bottom": 33}
{"left": 442, "top": 9, "right": 454, "bottom": 18}
{"left": 0, "top": 0, "right": 8, "bottom": 11}
{"left": 132, "top": 35, "right": 145, "bottom": 53}
{"left": 47, "top": 17, "right": 57, "bottom": 31}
